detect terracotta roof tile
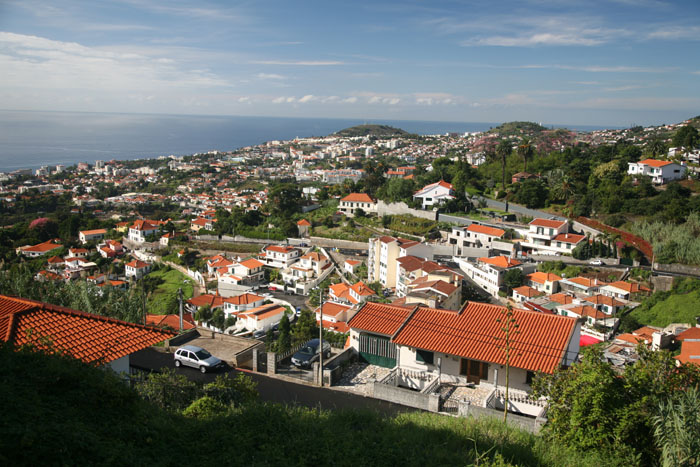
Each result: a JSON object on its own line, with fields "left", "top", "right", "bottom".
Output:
{"left": 638, "top": 158, "right": 673, "bottom": 168}
{"left": 478, "top": 256, "right": 521, "bottom": 269}
{"left": 530, "top": 218, "right": 566, "bottom": 229}
{"left": 347, "top": 302, "right": 416, "bottom": 336}
{"left": 676, "top": 327, "right": 700, "bottom": 341}
{"left": 466, "top": 224, "right": 506, "bottom": 237}
{"left": 0, "top": 295, "right": 174, "bottom": 364}
{"left": 527, "top": 271, "right": 562, "bottom": 283}
{"left": 340, "top": 193, "right": 375, "bottom": 203}
{"left": 224, "top": 293, "right": 264, "bottom": 306}
{"left": 392, "top": 302, "right": 578, "bottom": 374}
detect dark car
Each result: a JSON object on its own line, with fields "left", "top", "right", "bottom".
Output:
{"left": 291, "top": 338, "right": 331, "bottom": 368}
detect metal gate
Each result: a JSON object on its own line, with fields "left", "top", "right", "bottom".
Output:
{"left": 358, "top": 333, "right": 396, "bottom": 368}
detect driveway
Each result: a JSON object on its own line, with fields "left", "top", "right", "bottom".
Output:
{"left": 131, "top": 348, "right": 415, "bottom": 416}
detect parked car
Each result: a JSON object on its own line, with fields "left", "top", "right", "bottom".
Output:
{"left": 291, "top": 338, "right": 331, "bottom": 368}
{"left": 174, "top": 345, "right": 224, "bottom": 373}
{"left": 589, "top": 259, "right": 604, "bottom": 266}
{"left": 253, "top": 329, "right": 266, "bottom": 339}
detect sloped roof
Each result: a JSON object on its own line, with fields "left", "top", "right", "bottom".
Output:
{"left": 80, "top": 229, "right": 107, "bottom": 235}
{"left": 414, "top": 180, "right": 453, "bottom": 197}
{"left": 187, "top": 294, "right": 224, "bottom": 309}
{"left": 146, "top": 313, "right": 195, "bottom": 331}
{"left": 20, "top": 240, "right": 62, "bottom": 253}
{"left": 348, "top": 302, "right": 416, "bottom": 337}
{"left": 478, "top": 256, "right": 521, "bottom": 269}
{"left": 340, "top": 193, "right": 375, "bottom": 203}
{"left": 566, "top": 277, "right": 601, "bottom": 288}
{"left": 466, "top": 224, "right": 506, "bottom": 237}
{"left": 548, "top": 293, "right": 574, "bottom": 305}
{"left": 317, "top": 301, "right": 352, "bottom": 318}
{"left": 553, "top": 233, "right": 585, "bottom": 244}
{"left": 527, "top": 271, "right": 562, "bottom": 284}
{"left": 125, "top": 259, "right": 150, "bottom": 269}
{"left": 530, "top": 218, "right": 566, "bottom": 229}
{"left": 676, "top": 327, "right": 700, "bottom": 341}
{"left": 585, "top": 294, "right": 624, "bottom": 307}
{"left": 224, "top": 293, "right": 264, "bottom": 306}
{"left": 297, "top": 219, "right": 311, "bottom": 226}
{"left": 605, "top": 281, "right": 651, "bottom": 294}
{"left": 265, "top": 245, "right": 297, "bottom": 254}
{"left": 0, "top": 295, "right": 174, "bottom": 364}
{"left": 675, "top": 340, "right": 700, "bottom": 366}
{"left": 513, "top": 285, "right": 543, "bottom": 298}
{"left": 392, "top": 301, "right": 578, "bottom": 374}
{"left": 638, "top": 158, "right": 673, "bottom": 168}
{"left": 239, "top": 258, "right": 264, "bottom": 269}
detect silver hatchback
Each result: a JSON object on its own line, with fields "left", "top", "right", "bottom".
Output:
{"left": 174, "top": 345, "right": 224, "bottom": 373}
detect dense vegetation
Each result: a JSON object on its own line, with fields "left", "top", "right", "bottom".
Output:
{"left": 623, "top": 278, "right": 700, "bottom": 329}
{"left": 334, "top": 124, "right": 409, "bottom": 138}
{"left": 1, "top": 343, "right": 630, "bottom": 467}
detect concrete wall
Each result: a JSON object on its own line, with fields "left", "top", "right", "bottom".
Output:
{"left": 108, "top": 355, "right": 130, "bottom": 374}
{"left": 651, "top": 275, "right": 675, "bottom": 292}
{"left": 571, "top": 221, "right": 602, "bottom": 238}
{"left": 458, "top": 402, "right": 546, "bottom": 433}
{"left": 373, "top": 381, "right": 441, "bottom": 412}
{"left": 165, "top": 329, "right": 200, "bottom": 347}
{"left": 377, "top": 200, "right": 438, "bottom": 221}
{"left": 489, "top": 366, "right": 531, "bottom": 392}
{"left": 235, "top": 341, "right": 266, "bottom": 369}
{"left": 655, "top": 263, "right": 700, "bottom": 277}
{"left": 309, "top": 236, "right": 367, "bottom": 250}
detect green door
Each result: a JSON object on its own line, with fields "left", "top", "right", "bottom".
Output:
{"left": 358, "top": 333, "right": 397, "bottom": 368}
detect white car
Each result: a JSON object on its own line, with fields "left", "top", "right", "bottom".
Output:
{"left": 174, "top": 345, "right": 224, "bottom": 373}
{"left": 589, "top": 260, "right": 604, "bottom": 266}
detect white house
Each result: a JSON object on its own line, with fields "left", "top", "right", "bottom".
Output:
{"left": 235, "top": 303, "right": 287, "bottom": 333}
{"left": 223, "top": 293, "right": 265, "bottom": 316}
{"left": 520, "top": 218, "right": 585, "bottom": 255}
{"left": 413, "top": 180, "right": 454, "bottom": 210}
{"left": 338, "top": 193, "right": 377, "bottom": 217}
{"left": 627, "top": 159, "right": 687, "bottom": 184}
{"left": 368, "top": 235, "right": 433, "bottom": 288}
{"left": 125, "top": 259, "right": 152, "bottom": 279}
{"left": 78, "top": 228, "right": 107, "bottom": 244}
{"left": 128, "top": 220, "right": 161, "bottom": 243}
{"left": 455, "top": 255, "right": 535, "bottom": 298}
{"left": 448, "top": 223, "right": 516, "bottom": 256}
{"left": 260, "top": 245, "right": 302, "bottom": 269}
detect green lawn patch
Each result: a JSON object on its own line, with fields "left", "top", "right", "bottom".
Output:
{"left": 628, "top": 288, "right": 700, "bottom": 327}
{"left": 147, "top": 267, "right": 194, "bottom": 315}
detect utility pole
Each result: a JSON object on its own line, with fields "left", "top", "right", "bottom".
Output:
{"left": 178, "top": 287, "right": 183, "bottom": 332}
{"left": 495, "top": 305, "right": 519, "bottom": 423}
{"left": 319, "top": 288, "right": 324, "bottom": 387}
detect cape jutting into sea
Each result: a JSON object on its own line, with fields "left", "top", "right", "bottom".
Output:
{"left": 0, "top": 110, "right": 609, "bottom": 172}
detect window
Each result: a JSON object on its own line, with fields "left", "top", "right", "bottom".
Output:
{"left": 526, "top": 371, "right": 535, "bottom": 385}
{"left": 415, "top": 348, "right": 434, "bottom": 364}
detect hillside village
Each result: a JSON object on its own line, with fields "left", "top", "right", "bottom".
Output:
{"left": 2, "top": 118, "right": 700, "bottom": 463}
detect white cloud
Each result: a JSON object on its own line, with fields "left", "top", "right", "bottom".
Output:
{"left": 342, "top": 97, "right": 358, "bottom": 103}
{"left": 252, "top": 60, "right": 344, "bottom": 66}
{"left": 298, "top": 94, "right": 315, "bottom": 103}
{"left": 256, "top": 73, "right": 286, "bottom": 80}
{"left": 647, "top": 26, "right": 700, "bottom": 40}
{"left": 465, "top": 32, "right": 605, "bottom": 47}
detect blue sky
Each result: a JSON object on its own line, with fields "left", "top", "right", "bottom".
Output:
{"left": 0, "top": 0, "right": 699, "bottom": 127}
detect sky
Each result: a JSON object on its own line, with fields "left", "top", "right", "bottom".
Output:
{"left": 0, "top": 0, "right": 699, "bottom": 127}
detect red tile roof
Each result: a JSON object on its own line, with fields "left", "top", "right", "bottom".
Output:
{"left": 265, "top": 245, "right": 297, "bottom": 254}
{"left": 224, "top": 293, "right": 264, "bottom": 306}
{"left": 553, "top": 233, "right": 585, "bottom": 244}
{"left": 125, "top": 259, "right": 150, "bottom": 269}
{"left": 239, "top": 258, "right": 264, "bottom": 269}
{"left": 0, "top": 295, "right": 174, "bottom": 364}
{"left": 585, "top": 294, "right": 624, "bottom": 307}
{"left": 79, "top": 228, "right": 107, "bottom": 235}
{"left": 675, "top": 340, "right": 700, "bottom": 366}
{"left": 297, "top": 219, "right": 311, "bottom": 226}
{"left": 605, "top": 281, "right": 651, "bottom": 294}
{"left": 530, "top": 218, "right": 566, "bottom": 229}
{"left": 348, "top": 302, "right": 417, "bottom": 337}
{"left": 527, "top": 271, "right": 562, "bottom": 284}
{"left": 513, "top": 285, "right": 543, "bottom": 298}
{"left": 478, "top": 256, "right": 521, "bottom": 269}
{"left": 392, "top": 302, "right": 578, "bottom": 374}
{"left": 146, "top": 313, "right": 195, "bottom": 331}
{"left": 317, "top": 301, "right": 351, "bottom": 318}
{"left": 341, "top": 193, "right": 375, "bottom": 203}
{"left": 466, "top": 224, "right": 506, "bottom": 237}
{"left": 638, "top": 158, "right": 673, "bottom": 168}
{"left": 676, "top": 327, "right": 700, "bottom": 341}
{"left": 187, "top": 294, "right": 224, "bottom": 309}
{"left": 20, "top": 240, "right": 63, "bottom": 253}
{"left": 548, "top": 293, "right": 573, "bottom": 305}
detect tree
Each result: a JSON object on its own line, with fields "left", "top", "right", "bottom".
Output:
{"left": 653, "top": 386, "right": 700, "bottom": 467}
{"left": 672, "top": 125, "right": 699, "bottom": 152}
{"left": 496, "top": 140, "right": 512, "bottom": 191}
{"left": 277, "top": 313, "right": 291, "bottom": 353}
{"left": 267, "top": 183, "right": 302, "bottom": 218}
{"left": 502, "top": 269, "right": 523, "bottom": 293}
{"left": 135, "top": 368, "right": 198, "bottom": 412}
{"left": 292, "top": 309, "right": 317, "bottom": 345}
{"left": 517, "top": 138, "right": 534, "bottom": 173}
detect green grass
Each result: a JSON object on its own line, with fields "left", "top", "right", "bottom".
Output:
{"left": 0, "top": 344, "right": 626, "bottom": 467}
{"left": 147, "top": 267, "right": 194, "bottom": 315}
{"left": 628, "top": 288, "right": 700, "bottom": 327}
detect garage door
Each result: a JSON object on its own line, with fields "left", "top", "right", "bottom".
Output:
{"left": 358, "top": 333, "right": 396, "bottom": 368}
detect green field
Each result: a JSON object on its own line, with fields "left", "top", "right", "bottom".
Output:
{"left": 628, "top": 287, "right": 700, "bottom": 327}
{"left": 147, "top": 267, "right": 194, "bottom": 315}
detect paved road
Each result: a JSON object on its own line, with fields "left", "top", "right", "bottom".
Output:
{"left": 131, "top": 348, "right": 415, "bottom": 416}
{"left": 439, "top": 198, "right": 566, "bottom": 225}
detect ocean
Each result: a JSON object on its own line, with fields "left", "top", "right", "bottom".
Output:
{"left": 0, "top": 110, "right": 608, "bottom": 172}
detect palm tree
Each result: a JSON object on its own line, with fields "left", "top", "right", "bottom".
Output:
{"left": 517, "top": 138, "right": 534, "bottom": 173}
{"left": 496, "top": 140, "right": 512, "bottom": 191}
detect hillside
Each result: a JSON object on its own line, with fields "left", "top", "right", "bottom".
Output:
{"left": 0, "top": 343, "right": 619, "bottom": 467}
{"left": 627, "top": 278, "right": 700, "bottom": 328}
{"left": 334, "top": 124, "right": 409, "bottom": 138}
{"left": 490, "top": 121, "right": 547, "bottom": 136}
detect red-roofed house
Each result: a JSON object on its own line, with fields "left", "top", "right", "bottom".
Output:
{"left": 449, "top": 223, "right": 506, "bottom": 253}
{"left": 146, "top": 313, "right": 195, "bottom": 332}
{"left": 344, "top": 259, "right": 362, "bottom": 275}
{"left": 297, "top": 219, "right": 311, "bottom": 237}
{"left": 281, "top": 251, "right": 332, "bottom": 295}
{"left": 128, "top": 219, "right": 162, "bottom": 243}
{"left": 413, "top": 180, "right": 454, "bottom": 210}
{"left": 260, "top": 245, "right": 302, "bottom": 268}
{"left": 0, "top": 295, "right": 174, "bottom": 374}
{"left": 675, "top": 326, "right": 700, "bottom": 367}
{"left": 526, "top": 271, "right": 562, "bottom": 294}
{"left": 456, "top": 255, "right": 535, "bottom": 298}
{"left": 17, "top": 239, "right": 63, "bottom": 258}
{"left": 98, "top": 240, "right": 124, "bottom": 258}
{"left": 512, "top": 285, "right": 544, "bottom": 303}
{"left": 79, "top": 228, "right": 107, "bottom": 244}
{"left": 600, "top": 281, "right": 652, "bottom": 300}
{"left": 125, "top": 259, "right": 152, "bottom": 279}
{"left": 522, "top": 218, "right": 583, "bottom": 255}
{"left": 339, "top": 193, "right": 377, "bottom": 216}
{"left": 329, "top": 281, "right": 377, "bottom": 305}
{"left": 186, "top": 294, "right": 225, "bottom": 314}
{"left": 234, "top": 303, "right": 287, "bottom": 333}
{"left": 368, "top": 235, "right": 433, "bottom": 288}
{"left": 223, "top": 292, "right": 265, "bottom": 314}
{"left": 628, "top": 159, "right": 687, "bottom": 184}
{"left": 315, "top": 301, "right": 354, "bottom": 334}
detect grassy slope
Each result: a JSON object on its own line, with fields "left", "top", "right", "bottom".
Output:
{"left": 628, "top": 288, "right": 700, "bottom": 327}
{"left": 0, "top": 344, "right": 622, "bottom": 467}
{"left": 147, "top": 267, "right": 194, "bottom": 315}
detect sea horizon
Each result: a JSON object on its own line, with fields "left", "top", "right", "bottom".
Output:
{"left": 0, "top": 109, "right": 619, "bottom": 172}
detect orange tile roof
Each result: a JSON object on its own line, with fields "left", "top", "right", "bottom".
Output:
{"left": 553, "top": 233, "right": 585, "bottom": 244}
{"left": 676, "top": 327, "right": 700, "bottom": 341}
{"left": 131, "top": 219, "right": 159, "bottom": 231}
{"left": 566, "top": 277, "right": 601, "bottom": 288}
{"left": 548, "top": 293, "right": 573, "bottom": 305}
{"left": 21, "top": 240, "right": 62, "bottom": 253}
{"left": 125, "top": 259, "right": 150, "bottom": 269}
{"left": 224, "top": 293, "right": 264, "bottom": 306}
{"left": 392, "top": 302, "right": 578, "bottom": 374}
{"left": 616, "top": 333, "right": 647, "bottom": 345}
{"left": 47, "top": 256, "right": 65, "bottom": 264}
{"left": 527, "top": 271, "right": 562, "bottom": 284}
{"left": 319, "top": 319, "right": 351, "bottom": 333}
{"left": 410, "top": 279, "right": 458, "bottom": 296}
{"left": 297, "top": 219, "right": 311, "bottom": 226}
{"left": 0, "top": 295, "right": 174, "bottom": 364}
{"left": 79, "top": 228, "right": 107, "bottom": 235}
{"left": 478, "top": 256, "right": 521, "bottom": 269}
{"left": 530, "top": 218, "right": 566, "bottom": 229}
{"left": 344, "top": 259, "right": 361, "bottom": 266}
{"left": 317, "top": 301, "right": 352, "bottom": 318}
{"left": 585, "top": 294, "right": 624, "bottom": 307}
{"left": 146, "top": 313, "right": 195, "bottom": 331}
{"left": 350, "top": 281, "right": 376, "bottom": 297}
{"left": 675, "top": 340, "right": 700, "bottom": 366}
{"left": 638, "top": 158, "right": 673, "bottom": 168}
{"left": 513, "top": 285, "right": 543, "bottom": 298}
{"left": 569, "top": 305, "right": 608, "bottom": 320}
{"left": 187, "top": 294, "right": 225, "bottom": 309}
{"left": 341, "top": 193, "right": 375, "bottom": 203}
{"left": 240, "top": 304, "right": 286, "bottom": 321}
{"left": 239, "top": 258, "right": 264, "bottom": 269}
{"left": 606, "top": 281, "right": 651, "bottom": 294}
{"left": 347, "top": 302, "right": 416, "bottom": 337}
{"left": 466, "top": 224, "right": 506, "bottom": 237}
{"left": 265, "top": 245, "right": 297, "bottom": 254}
{"left": 329, "top": 282, "right": 349, "bottom": 298}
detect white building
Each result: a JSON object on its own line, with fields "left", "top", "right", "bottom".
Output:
{"left": 368, "top": 236, "right": 433, "bottom": 289}
{"left": 338, "top": 193, "right": 377, "bottom": 217}
{"left": 520, "top": 218, "right": 585, "bottom": 255}
{"left": 128, "top": 220, "right": 161, "bottom": 243}
{"left": 125, "top": 259, "right": 152, "bottom": 279}
{"left": 78, "top": 229, "right": 107, "bottom": 245}
{"left": 455, "top": 255, "right": 535, "bottom": 298}
{"left": 627, "top": 159, "right": 687, "bottom": 184}
{"left": 260, "top": 245, "right": 302, "bottom": 269}
{"left": 413, "top": 180, "right": 454, "bottom": 210}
